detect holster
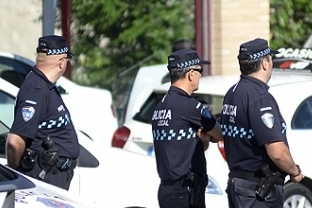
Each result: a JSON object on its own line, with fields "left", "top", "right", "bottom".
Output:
{"left": 255, "top": 164, "right": 281, "bottom": 200}
{"left": 20, "top": 148, "right": 38, "bottom": 171}
{"left": 38, "top": 150, "right": 59, "bottom": 173}
{"left": 187, "top": 172, "right": 208, "bottom": 207}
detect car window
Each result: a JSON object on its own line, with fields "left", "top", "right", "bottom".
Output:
{"left": 0, "top": 57, "right": 29, "bottom": 88}
{"left": 133, "top": 92, "right": 224, "bottom": 124}
{"left": 0, "top": 90, "right": 15, "bottom": 128}
{"left": 0, "top": 56, "right": 67, "bottom": 94}
{"left": 0, "top": 121, "right": 9, "bottom": 156}
{"left": 291, "top": 96, "right": 312, "bottom": 129}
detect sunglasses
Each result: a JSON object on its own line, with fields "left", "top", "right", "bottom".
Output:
{"left": 189, "top": 67, "right": 203, "bottom": 75}
{"left": 59, "top": 56, "right": 72, "bottom": 63}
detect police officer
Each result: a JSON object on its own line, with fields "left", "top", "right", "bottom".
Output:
{"left": 152, "top": 49, "right": 223, "bottom": 208}
{"left": 6, "top": 35, "right": 80, "bottom": 190}
{"left": 220, "top": 38, "right": 304, "bottom": 208}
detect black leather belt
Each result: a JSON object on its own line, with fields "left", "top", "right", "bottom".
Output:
{"left": 162, "top": 178, "right": 192, "bottom": 187}
{"left": 229, "top": 169, "right": 284, "bottom": 185}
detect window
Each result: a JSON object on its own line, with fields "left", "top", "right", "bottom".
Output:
{"left": 0, "top": 90, "right": 15, "bottom": 128}
{"left": 0, "top": 56, "right": 67, "bottom": 94}
{"left": 291, "top": 96, "right": 312, "bottom": 129}
{"left": 0, "top": 121, "right": 8, "bottom": 156}
{"left": 0, "top": 57, "right": 29, "bottom": 88}
{"left": 133, "top": 93, "right": 164, "bottom": 124}
{"left": 133, "top": 92, "right": 224, "bottom": 124}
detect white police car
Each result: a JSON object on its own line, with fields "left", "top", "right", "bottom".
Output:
{"left": 0, "top": 120, "right": 98, "bottom": 208}
{"left": 0, "top": 77, "right": 153, "bottom": 207}
{"left": 0, "top": 51, "right": 118, "bottom": 147}
{"left": 112, "top": 59, "right": 312, "bottom": 207}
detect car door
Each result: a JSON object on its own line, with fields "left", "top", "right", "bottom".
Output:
{"left": 270, "top": 83, "right": 312, "bottom": 181}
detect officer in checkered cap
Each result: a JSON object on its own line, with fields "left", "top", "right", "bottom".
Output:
{"left": 220, "top": 38, "right": 304, "bottom": 208}
{"left": 237, "top": 38, "right": 279, "bottom": 74}
{"left": 152, "top": 48, "right": 223, "bottom": 208}
{"left": 7, "top": 35, "right": 79, "bottom": 190}
{"left": 36, "top": 35, "right": 74, "bottom": 57}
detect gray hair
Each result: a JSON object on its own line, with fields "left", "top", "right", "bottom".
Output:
{"left": 168, "top": 66, "right": 193, "bottom": 83}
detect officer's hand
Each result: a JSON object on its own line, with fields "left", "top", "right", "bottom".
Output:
{"left": 197, "top": 128, "right": 211, "bottom": 140}
{"left": 197, "top": 127, "right": 211, "bottom": 150}
{"left": 291, "top": 173, "right": 305, "bottom": 183}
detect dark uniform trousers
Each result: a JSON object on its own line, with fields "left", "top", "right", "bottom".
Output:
{"left": 226, "top": 178, "right": 283, "bottom": 208}
{"left": 158, "top": 184, "right": 205, "bottom": 208}
{"left": 18, "top": 161, "right": 74, "bottom": 190}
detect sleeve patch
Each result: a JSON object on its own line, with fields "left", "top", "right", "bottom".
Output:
{"left": 25, "top": 100, "right": 37, "bottom": 105}
{"left": 260, "top": 106, "right": 272, "bottom": 111}
{"left": 261, "top": 113, "right": 274, "bottom": 129}
{"left": 22, "top": 106, "right": 36, "bottom": 122}
{"left": 196, "top": 102, "right": 201, "bottom": 109}
{"left": 201, "top": 107, "right": 212, "bottom": 119}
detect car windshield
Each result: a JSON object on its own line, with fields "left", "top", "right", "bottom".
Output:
{"left": 133, "top": 92, "right": 224, "bottom": 124}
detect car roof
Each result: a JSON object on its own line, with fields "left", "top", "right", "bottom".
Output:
{"left": 153, "top": 71, "right": 312, "bottom": 96}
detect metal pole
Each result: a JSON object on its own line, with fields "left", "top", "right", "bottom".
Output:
{"left": 195, "top": 0, "right": 203, "bottom": 59}
{"left": 61, "top": 0, "right": 72, "bottom": 80}
{"left": 42, "top": 0, "right": 58, "bottom": 36}
{"left": 202, "top": 0, "right": 212, "bottom": 75}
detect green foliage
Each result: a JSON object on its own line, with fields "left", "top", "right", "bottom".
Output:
{"left": 270, "top": 0, "right": 312, "bottom": 48}
{"left": 70, "top": 0, "right": 194, "bottom": 104}
{"left": 69, "top": 0, "right": 312, "bottom": 106}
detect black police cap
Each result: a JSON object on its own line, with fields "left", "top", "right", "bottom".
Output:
{"left": 36, "top": 35, "right": 74, "bottom": 57}
{"left": 238, "top": 38, "right": 279, "bottom": 60}
{"left": 167, "top": 49, "right": 210, "bottom": 70}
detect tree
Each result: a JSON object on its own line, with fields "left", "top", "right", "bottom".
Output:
{"left": 70, "top": 0, "right": 194, "bottom": 105}
{"left": 270, "top": 0, "right": 312, "bottom": 48}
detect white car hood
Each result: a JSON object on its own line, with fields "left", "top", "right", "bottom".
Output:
{"left": 78, "top": 138, "right": 159, "bottom": 208}
{"left": 0, "top": 166, "right": 99, "bottom": 208}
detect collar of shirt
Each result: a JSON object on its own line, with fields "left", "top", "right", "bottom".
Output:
{"left": 169, "top": 86, "right": 190, "bottom": 97}
{"left": 240, "top": 74, "right": 269, "bottom": 92}
{"left": 32, "top": 66, "right": 56, "bottom": 90}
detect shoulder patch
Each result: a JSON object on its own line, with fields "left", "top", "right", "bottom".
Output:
{"left": 201, "top": 107, "right": 211, "bottom": 119}
{"left": 261, "top": 113, "right": 274, "bottom": 129}
{"left": 22, "top": 106, "right": 35, "bottom": 122}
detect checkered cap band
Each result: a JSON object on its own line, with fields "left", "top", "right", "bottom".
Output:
{"left": 249, "top": 48, "right": 271, "bottom": 60}
{"left": 176, "top": 58, "right": 201, "bottom": 69}
{"left": 47, "top": 47, "right": 70, "bottom": 55}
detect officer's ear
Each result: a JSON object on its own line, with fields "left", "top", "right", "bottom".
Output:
{"left": 261, "top": 55, "right": 271, "bottom": 71}
{"left": 186, "top": 70, "right": 193, "bottom": 81}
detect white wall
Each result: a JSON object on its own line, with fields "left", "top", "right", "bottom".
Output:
{"left": 0, "top": 0, "right": 42, "bottom": 60}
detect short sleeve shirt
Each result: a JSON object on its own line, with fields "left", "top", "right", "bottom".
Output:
{"left": 152, "top": 86, "right": 216, "bottom": 181}
{"left": 10, "top": 67, "right": 79, "bottom": 159}
{"left": 220, "top": 75, "right": 287, "bottom": 176}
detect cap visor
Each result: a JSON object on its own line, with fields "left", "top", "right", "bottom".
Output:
{"left": 200, "top": 60, "right": 211, "bottom": 65}
{"left": 270, "top": 49, "right": 279, "bottom": 54}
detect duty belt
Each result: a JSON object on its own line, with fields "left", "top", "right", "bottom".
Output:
{"left": 229, "top": 169, "right": 284, "bottom": 185}
{"left": 55, "top": 157, "right": 77, "bottom": 171}
{"left": 161, "top": 177, "right": 192, "bottom": 187}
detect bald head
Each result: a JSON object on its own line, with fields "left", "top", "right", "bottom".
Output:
{"left": 34, "top": 35, "right": 72, "bottom": 83}
{"left": 35, "top": 53, "right": 69, "bottom": 83}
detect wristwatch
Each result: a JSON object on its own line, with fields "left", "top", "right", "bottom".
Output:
{"left": 291, "top": 165, "right": 301, "bottom": 177}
